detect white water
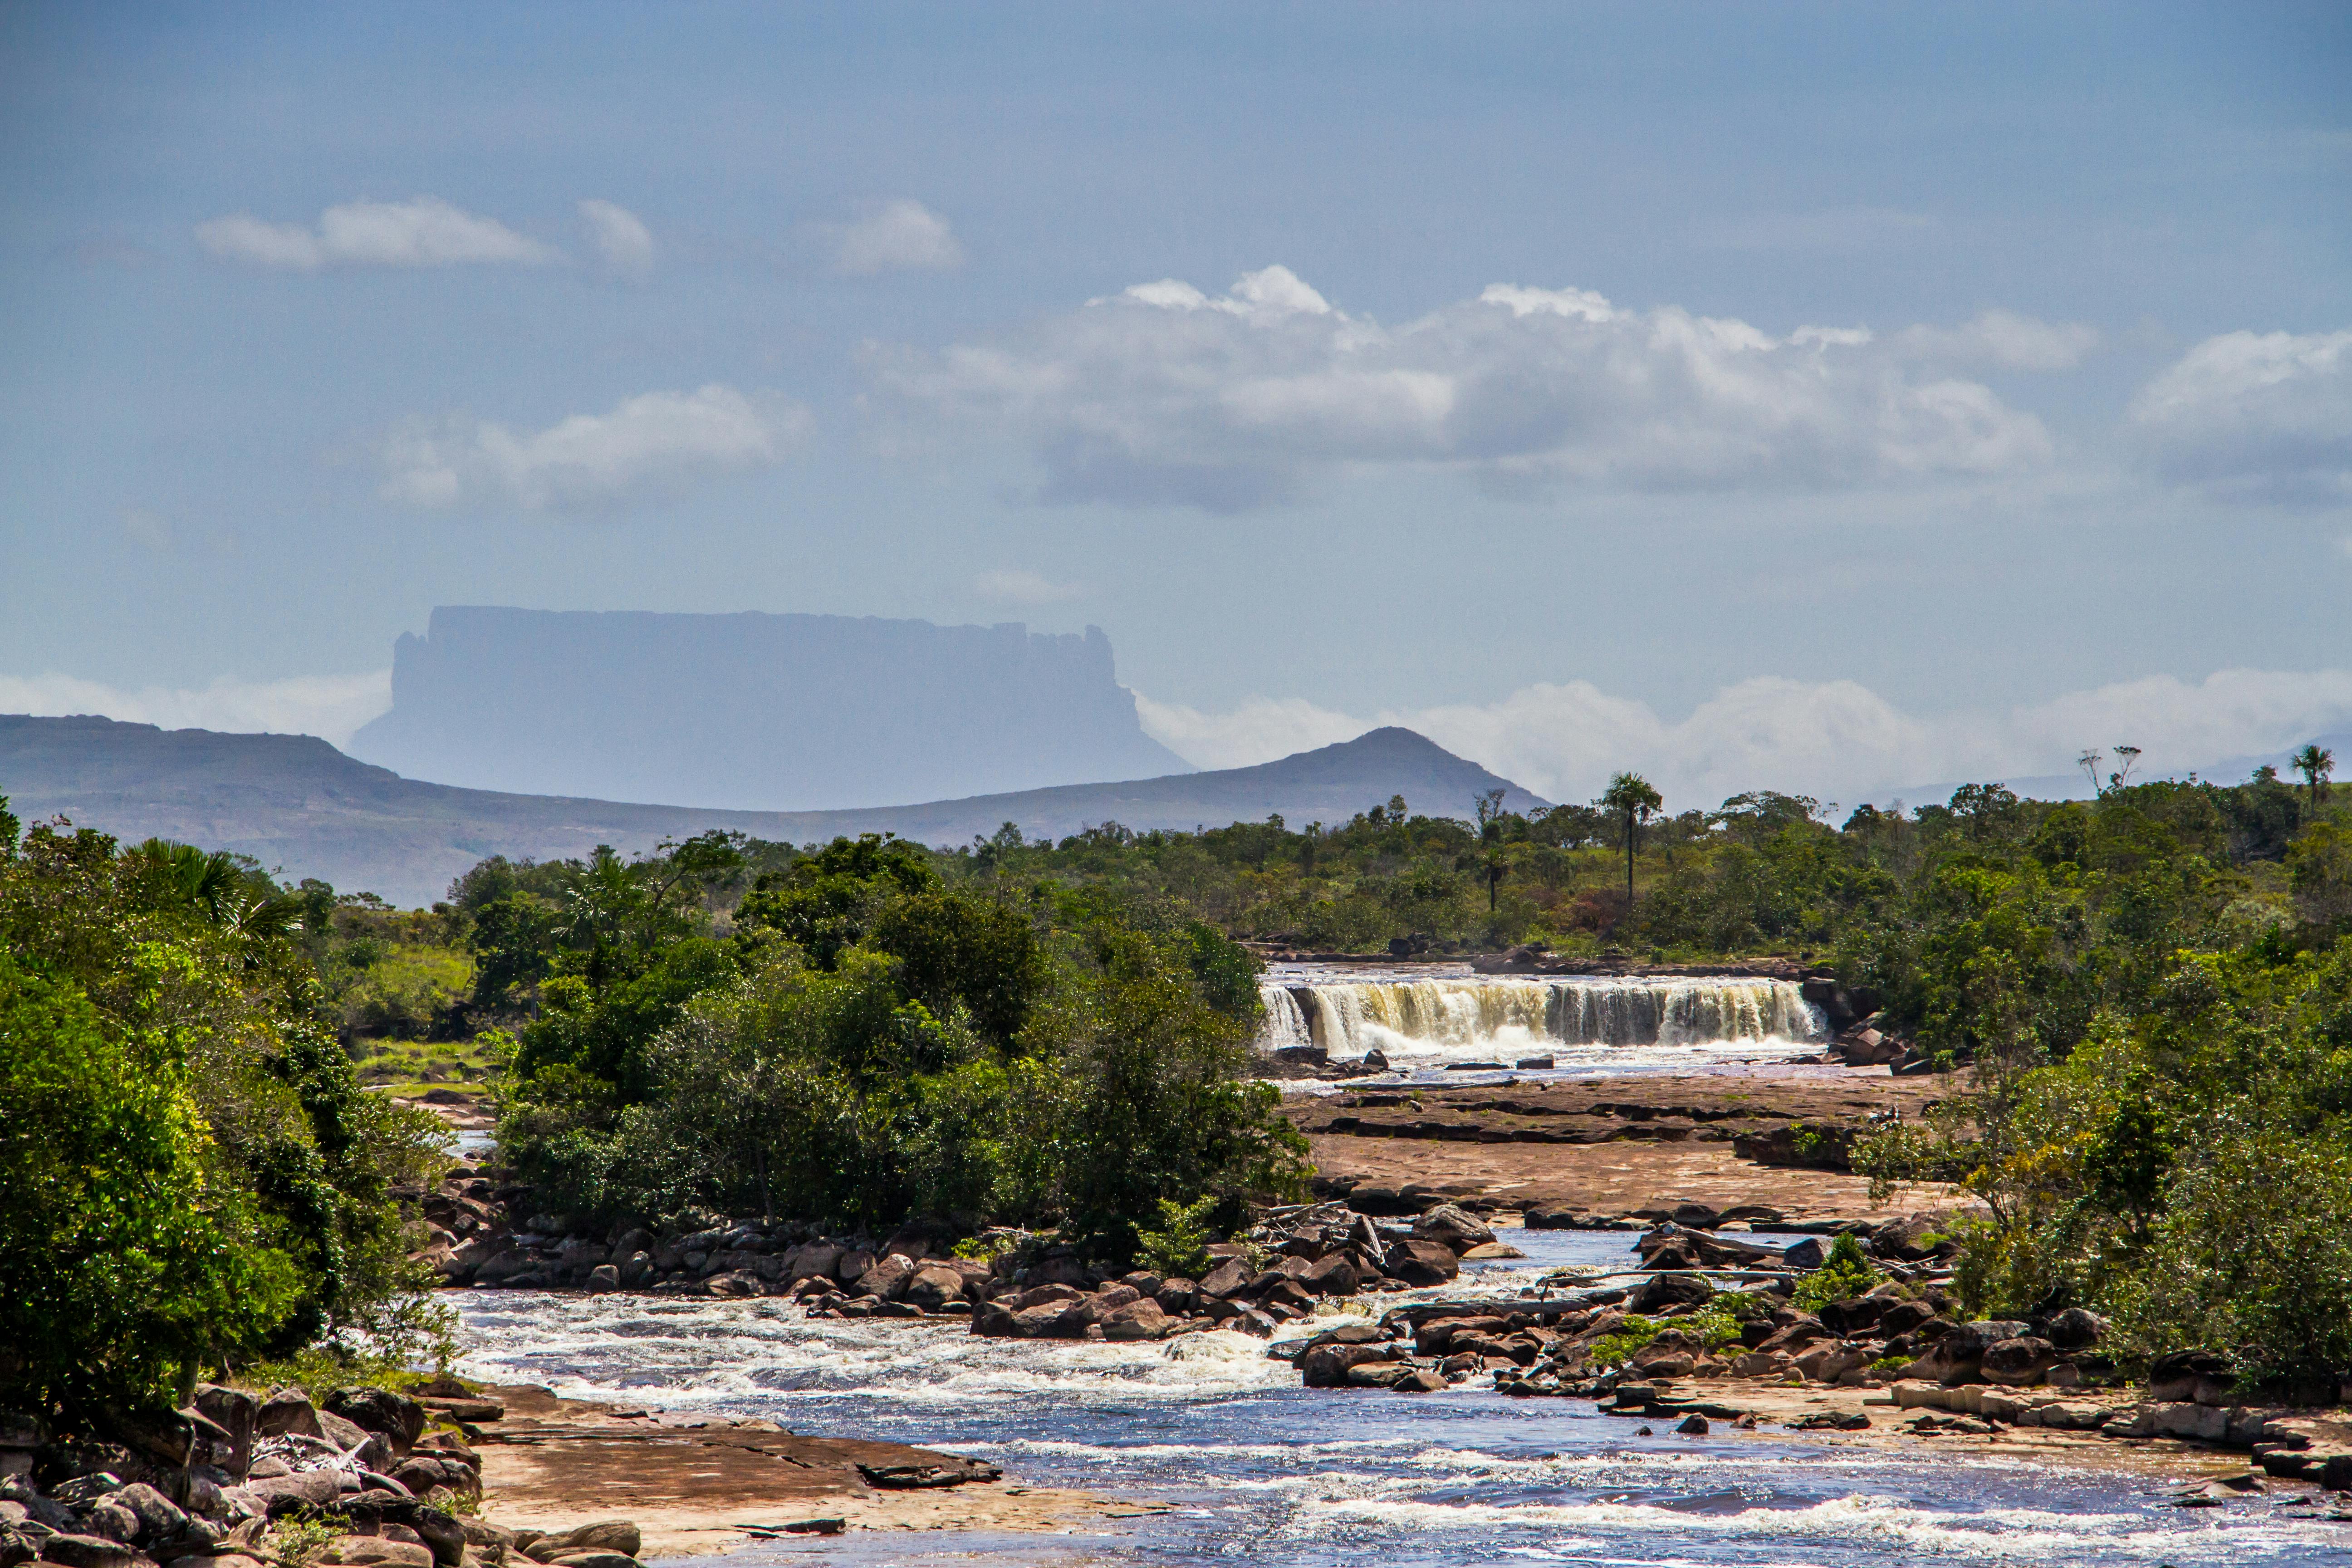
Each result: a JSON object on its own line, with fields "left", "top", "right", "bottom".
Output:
{"left": 1258, "top": 972, "right": 1823, "bottom": 1068}
{"left": 451, "top": 1233, "right": 2346, "bottom": 1567}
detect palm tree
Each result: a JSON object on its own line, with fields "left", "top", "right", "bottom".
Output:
{"left": 2293, "top": 744, "right": 2336, "bottom": 810}
{"left": 1599, "top": 772, "right": 1663, "bottom": 917}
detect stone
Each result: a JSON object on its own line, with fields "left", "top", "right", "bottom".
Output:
{"left": 549, "top": 1555, "right": 638, "bottom": 1568}
{"left": 1199, "top": 1259, "right": 1252, "bottom": 1297}
{"left": 1393, "top": 1369, "right": 1447, "bottom": 1393}
{"left": 1300, "top": 1344, "right": 1397, "bottom": 1387}
{"left": 80, "top": 1505, "right": 136, "bottom": 1546}
{"left": 1980, "top": 1337, "right": 2058, "bottom": 1387}
{"left": 1383, "top": 1240, "right": 1460, "bottom": 1287}
{"left": 903, "top": 1265, "right": 970, "bottom": 1313}
{"left": 855, "top": 1254, "right": 918, "bottom": 1300}
{"left": 36, "top": 1535, "right": 133, "bottom": 1568}
{"left": 323, "top": 1392, "right": 425, "bottom": 1458}
{"left": 2147, "top": 1349, "right": 2235, "bottom": 1406}
{"left": 1101, "top": 1301, "right": 1171, "bottom": 1342}
{"left": 1300, "top": 1254, "right": 1358, "bottom": 1296}
{"left": 1412, "top": 1203, "right": 1496, "bottom": 1254}
{"left": 1630, "top": 1273, "right": 1715, "bottom": 1313}
{"left": 2043, "top": 1307, "right": 2106, "bottom": 1351}
{"left": 2150, "top": 1402, "right": 2231, "bottom": 1443}
{"left": 534, "top": 1523, "right": 638, "bottom": 1560}
{"left": 321, "top": 1536, "right": 434, "bottom": 1568}
{"left": 833, "top": 1250, "right": 875, "bottom": 1284}
{"left": 1155, "top": 1280, "right": 1200, "bottom": 1316}
{"left": 105, "top": 1485, "right": 184, "bottom": 1545}
{"left": 1675, "top": 1415, "right": 1710, "bottom": 1435}
{"left": 584, "top": 1265, "right": 620, "bottom": 1293}
{"left": 318, "top": 1410, "right": 373, "bottom": 1454}
{"left": 1779, "top": 1238, "right": 1827, "bottom": 1270}
{"left": 256, "top": 1391, "right": 323, "bottom": 1440}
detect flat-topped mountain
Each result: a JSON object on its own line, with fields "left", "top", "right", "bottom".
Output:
{"left": 0, "top": 717, "right": 1546, "bottom": 908}
{"left": 346, "top": 607, "right": 1191, "bottom": 808}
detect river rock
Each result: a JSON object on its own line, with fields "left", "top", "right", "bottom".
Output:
{"left": 834, "top": 1250, "right": 876, "bottom": 1284}
{"left": 1412, "top": 1204, "right": 1495, "bottom": 1254}
{"left": 79, "top": 1503, "right": 137, "bottom": 1545}
{"left": 532, "top": 1522, "right": 639, "bottom": 1560}
{"left": 323, "top": 1392, "right": 425, "bottom": 1459}
{"left": 855, "top": 1254, "right": 918, "bottom": 1299}
{"left": 1198, "top": 1258, "right": 1251, "bottom": 1297}
{"left": 1300, "top": 1254, "right": 1358, "bottom": 1295}
{"left": 548, "top": 1554, "right": 637, "bottom": 1568}
{"left": 1101, "top": 1301, "right": 1171, "bottom": 1341}
{"left": 903, "top": 1265, "right": 969, "bottom": 1313}
{"left": 37, "top": 1534, "right": 134, "bottom": 1568}
{"left": 1383, "top": 1240, "right": 1460, "bottom": 1287}
{"left": 104, "top": 1484, "right": 184, "bottom": 1546}
{"left": 1629, "top": 1273, "right": 1714, "bottom": 1313}
{"left": 1980, "top": 1337, "right": 2058, "bottom": 1387}
{"left": 2147, "top": 1349, "right": 2236, "bottom": 1406}
{"left": 1778, "top": 1238, "right": 1826, "bottom": 1270}
{"left": 320, "top": 1536, "right": 433, "bottom": 1568}
{"left": 255, "top": 1391, "right": 322, "bottom": 1441}
{"left": 2044, "top": 1307, "right": 2107, "bottom": 1351}
{"left": 1301, "top": 1344, "right": 1397, "bottom": 1387}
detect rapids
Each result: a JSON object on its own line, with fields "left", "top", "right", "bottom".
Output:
{"left": 452, "top": 1231, "right": 2348, "bottom": 1565}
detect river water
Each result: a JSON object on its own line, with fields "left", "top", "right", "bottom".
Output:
{"left": 451, "top": 1228, "right": 2352, "bottom": 1566}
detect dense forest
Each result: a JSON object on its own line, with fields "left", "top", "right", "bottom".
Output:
{"left": 10, "top": 740, "right": 2352, "bottom": 1426}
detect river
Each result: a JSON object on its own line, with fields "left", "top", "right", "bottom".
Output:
{"left": 450, "top": 1227, "right": 2352, "bottom": 1565}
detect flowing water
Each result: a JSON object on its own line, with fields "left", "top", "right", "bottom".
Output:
{"left": 1255, "top": 967, "right": 1825, "bottom": 1078}
{"left": 452, "top": 1230, "right": 2351, "bottom": 1566}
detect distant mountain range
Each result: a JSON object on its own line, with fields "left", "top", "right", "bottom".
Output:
{"left": 0, "top": 716, "right": 1545, "bottom": 908}
{"left": 347, "top": 607, "right": 1191, "bottom": 809}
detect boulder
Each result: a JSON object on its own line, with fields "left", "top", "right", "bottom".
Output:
{"left": 1101, "top": 1301, "right": 1171, "bottom": 1342}
{"left": 2043, "top": 1307, "right": 2107, "bottom": 1352}
{"left": 584, "top": 1265, "right": 621, "bottom": 1293}
{"left": 1411, "top": 1203, "right": 1495, "bottom": 1254}
{"left": 903, "top": 1266, "right": 970, "bottom": 1313}
{"left": 1778, "top": 1238, "right": 1827, "bottom": 1270}
{"left": 549, "top": 1555, "right": 638, "bottom": 1568}
{"left": 786, "top": 1244, "right": 843, "bottom": 1283}
{"left": 105, "top": 1484, "right": 185, "bottom": 1546}
{"left": 36, "top": 1535, "right": 134, "bottom": 1568}
{"left": 1081, "top": 1285, "right": 1143, "bottom": 1322}
{"left": 1628, "top": 1274, "right": 1714, "bottom": 1313}
{"left": 855, "top": 1254, "right": 918, "bottom": 1300}
{"left": 1198, "top": 1259, "right": 1252, "bottom": 1298}
{"left": 1300, "top": 1254, "right": 1359, "bottom": 1296}
{"left": 533, "top": 1522, "right": 639, "bottom": 1559}
{"left": 319, "top": 1537, "right": 433, "bottom": 1568}
{"left": 834, "top": 1250, "right": 876, "bottom": 1284}
{"left": 81, "top": 1504, "right": 137, "bottom": 1544}
{"left": 2148, "top": 1349, "right": 2236, "bottom": 1406}
{"left": 1383, "top": 1240, "right": 1460, "bottom": 1287}
{"left": 256, "top": 1390, "right": 323, "bottom": 1441}
{"left": 323, "top": 1391, "right": 425, "bottom": 1458}
{"left": 1156, "top": 1280, "right": 1201, "bottom": 1316}
{"left": 1980, "top": 1337, "right": 2058, "bottom": 1387}
{"left": 193, "top": 1385, "right": 258, "bottom": 1479}
{"left": 317, "top": 1410, "right": 373, "bottom": 1454}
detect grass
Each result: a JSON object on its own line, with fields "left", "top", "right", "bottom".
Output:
{"left": 353, "top": 1031, "right": 505, "bottom": 1092}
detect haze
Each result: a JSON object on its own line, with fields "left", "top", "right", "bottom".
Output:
{"left": 3, "top": 3, "right": 2348, "bottom": 811}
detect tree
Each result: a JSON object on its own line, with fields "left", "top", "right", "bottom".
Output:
{"left": 2293, "top": 744, "right": 2336, "bottom": 811}
{"left": 1600, "top": 773, "right": 1663, "bottom": 916}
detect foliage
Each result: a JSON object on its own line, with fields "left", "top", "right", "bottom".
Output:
{"left": 0, "top": 803, "right": 451, "bottom": 1427}
{"left": 1586, "top": 1314, "right": 1659, "bottom": 1369}
{"left": 1134, "top": 1196, "right": 1218, "bottom": 1280}
{"left": 1793, "top": 1233, "right": 1883, "bottom": 1313}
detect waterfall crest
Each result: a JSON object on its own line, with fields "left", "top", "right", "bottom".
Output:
{"left": 1257, "top": 974, "right": 1822, "bottom": 1058}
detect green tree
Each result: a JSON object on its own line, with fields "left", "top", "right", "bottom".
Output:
{"left": 1600, "top": 772, "right": 1663, "bottom": 916}
{"left": 2294, "top": 744, "right": 2336, "bottom": 812}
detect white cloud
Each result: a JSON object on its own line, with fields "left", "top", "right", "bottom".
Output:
{"left": 578, "top": 199, "right": 654, "bottom": 275}
{"left": 0, "top": 671, "right": 392, "bottom": 748}
{"left": 195, "top": 197, "right": 557, "bottom": 270}
{"left": 876, "top": 267, "right": 2056, "bottom": 509}
{"left": 2130, "top": 328, "right": 2352, "bottom": 503}
{"left": 828, "top": 199, "right": 963, "bottom": 275}
{"left": 379, "top": 384, "right": 808, "bottom": 511}
{"left": 1896, "top": 309, "right": 2100, "bottom": 372}
{"left": 1136, "top": 668, "right": 2352, "bottom": 810}
{"left": 1131, "top": 694, "right": 1370, "bottom": 771}
{"left": 974, "top": 568, "right": 1086, "bottom": 605}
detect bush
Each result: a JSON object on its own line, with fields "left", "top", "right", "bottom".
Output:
{"left": 1793, "top": 1234, "right": 1882, "bottom": 1313}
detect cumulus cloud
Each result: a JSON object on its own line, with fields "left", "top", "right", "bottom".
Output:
{"left": 827, "top": 199, "right": 964, "bottom": 275}
{"left": 379, "top": 384, "right": 808, "bottom": 511}
{"left": 0, "top": 671, "right": 392, "bottom": 748}
{"left": 196, "top": 197, "right": 556, "bottom": 270}
{"left": 1896, "top": 309, "right": 2100, "bottom": 372}
{"left": 578, "top": 199, "right": 654, "bottom": 275}
{"left": 875, "top": 266, "right": 2056, "bottom": 509}
{"left": 2130, "top": 328, "right": 2352, "bottom": 503}
{"left": 1136, "top": 668, "right": 2352, "bottom": 811}
{"left": 974, "top": 568, "right": 1086, "bottom": 605}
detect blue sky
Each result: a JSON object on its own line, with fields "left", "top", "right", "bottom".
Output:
{"left": 3, "top": 2, "right": 2348, "bottom": 808}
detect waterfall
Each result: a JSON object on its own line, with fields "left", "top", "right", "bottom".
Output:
{"left": 1253, "top": 974, "right": 1823, "bottom": 1058}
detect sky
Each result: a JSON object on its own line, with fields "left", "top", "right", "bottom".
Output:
{"left": 3, "top": 2, "right": 2349, "bottom": 812}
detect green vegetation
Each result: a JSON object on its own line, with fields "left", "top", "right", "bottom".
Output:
{"left": 0, "top": 802, "right": 451, "bottom": 1428}
{"left": 1586, "top": 1314, "right": 1659, "bottom": 1368}
{"left": 483, "top": 833, "right": 1308, "bottom": 1264}
{"left": 1792, "top": 1234, "right": 1883, "bottom": 1313}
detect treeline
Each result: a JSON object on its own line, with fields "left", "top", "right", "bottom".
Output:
{"left": 470, "top": 833, "right": 1306, "bottom": 1261}
{"left": 0, "top": 801, "right": 450, "bottom": 1426}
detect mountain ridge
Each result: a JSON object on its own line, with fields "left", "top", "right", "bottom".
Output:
{"left": 0, "top": 715, "right": 1546, "bottom": 908}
